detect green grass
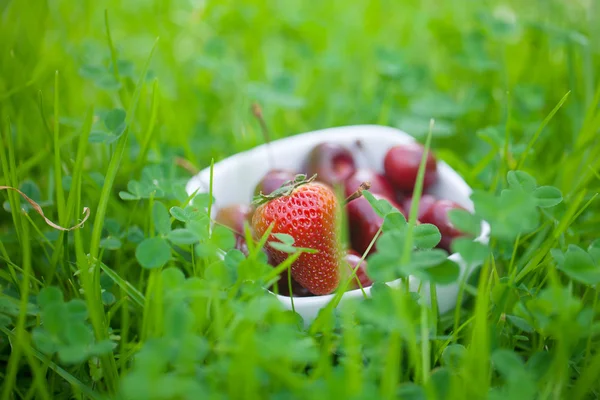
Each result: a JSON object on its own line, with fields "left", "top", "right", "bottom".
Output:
{"left": 1, "top": 0, "right": 600, "bottom": 399}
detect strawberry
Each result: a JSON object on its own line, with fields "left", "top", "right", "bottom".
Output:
{"left": 251, "top": 174, "right": 342, "bottom": 295}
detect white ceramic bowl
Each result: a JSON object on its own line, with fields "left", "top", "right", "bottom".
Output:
{"left": 186, "top": 125, "right": 489, "bottom": 323}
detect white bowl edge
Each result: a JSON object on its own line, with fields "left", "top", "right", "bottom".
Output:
{"left": 186, "top": 124, "right": 490, "bottom": 324}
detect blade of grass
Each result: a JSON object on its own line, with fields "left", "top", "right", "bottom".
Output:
{"left": 105, "top": 10, "right": 129, "bottom": 110}
{"left": 516, "top": 91, "right": 570, "bottom": 170}
{"left": 464, "top": 256, "right": 492, "bottom": 398}
{"left": 99, "top": 261, "right": 145, "bottom": 308}
{"left": 0, "top": 114, "right": 22, "bottom": 240}
{"left": 70, "top": 146, "right": 120, "bottom": 394}
{"left": 0, "top": 211, "right": 30, "bottom": 400}
{"left": 90, "top": 38, "right": 159, "bottom": 260}
{"left": 504, "top": 90, "right": 512, "bottom": 173}
{"left": 48, "top": 107, "right": 93, "bottom": 285}
{"left": 136, "top": 79, "right": 159, "bottom": 170}
{"left": 53, "top": 71, "right": 66, "bottom": 224}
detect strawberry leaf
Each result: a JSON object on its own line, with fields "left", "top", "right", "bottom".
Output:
{"left": 252, "top": 174, "right": 316, "bottom": 205}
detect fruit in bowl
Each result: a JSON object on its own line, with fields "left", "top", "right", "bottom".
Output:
{"left": 251, "top": 175, "right": 342, "bottom": 295}
{"left": 344, "top": 168, "right": 396, "bottom": 199}
{"left": 420, "top": 199, "right": 467, "bottom": 252}
{"left": 303, "top": 142, "right": 356, "bottom": 188}
{"left": 384, "top": 143, "right": 438, "bottom": 192}
{"left": 186, "top": 125, "right": 490, "bottom": 323}
{"left": 347, "top": 192, "right": 404, "bottom": 256}
{"left": 254, "top": 169, "right": 298, "bottom": 196}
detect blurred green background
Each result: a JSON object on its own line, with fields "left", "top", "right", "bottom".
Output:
{"left": 1, "top": 0, "right": 597, "bottom": 193}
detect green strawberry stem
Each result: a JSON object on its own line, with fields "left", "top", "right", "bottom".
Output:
{"left": 252, "top": 173, "right": 318, "bottom": 205}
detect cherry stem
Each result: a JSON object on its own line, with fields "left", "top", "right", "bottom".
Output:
{"left": 344, "top": 181, "right": 371, "bottom": 205}
{"left": 175, "top": 157, "right": 200, "bottom": 175}
{"left": 251, "top": 103, "right": 271, "bottom": 144}
{"left": 251, "top": 103, "right": 275, "bottom": 168}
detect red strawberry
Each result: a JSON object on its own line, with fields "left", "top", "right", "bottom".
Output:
{"left": 251, "top": 175, "right": 342, "bottom": 295}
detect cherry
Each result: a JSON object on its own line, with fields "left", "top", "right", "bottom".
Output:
{"left": 215, "top": 204, "right": 254, "bottom": 256}
{"left": 345, "top": 250, "right": 372, "bottom": 289}
{"left": 254, "top": 169, "right": 297, "bottom": 196}
{"left": 215, "top": 204, "right": 251, "bottom": 235}
{"left": 383, "top": 143, "right": 438, "bottom": 192}
{"left": 234, "top": 235, "right": 250, "bottom": 257}
{"left": 420, "top": 199, "right": 466, "bottom": 251}
{"left": 274, "top": 272, "right": 313, "bottom": 297}
{"left": 347, "top": 194, "right": 404, "bottom": 255}
{"left": 401, "top": 194, "right": 437, "bottom": 221}
{"left": 304, "top": 143, "right": 356, "bottom": 188}
{"left": 344, "top": 168, "right": 396, "bottom": 199}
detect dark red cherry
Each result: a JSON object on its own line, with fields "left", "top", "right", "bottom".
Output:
{"left": 420, "top": 199, "right": 466, "bottom": 251}
{"left": 344, "top": 168, "right": 396, "bottom": 199}
{"left": 254, "top": 169, "right": 297, "bottom": 196}
{"left": 402, "top": 194, "right": 437, "bottom": 221}
{"left": 345, "top": 250, "right": 372, "bottom": 289}
{"left": 234, "top": 235, "right": 250, "bottom": 257}
{"left": 215, "top": 204, "right": 251, "bottom": 235}
{"left": 274, "top": 272, "right": 313, "bottom": 297}
{"left": 347, "top": 194, "right": 405, "bottom": 255}
{"left": 304, "top": 143, "right": 356, "bottom": 187}
{"left": 215, "top": 204, "right": 253, "bottom": 256}
{"left": 384, "top": 143, "right": 438, "bottom": 192}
